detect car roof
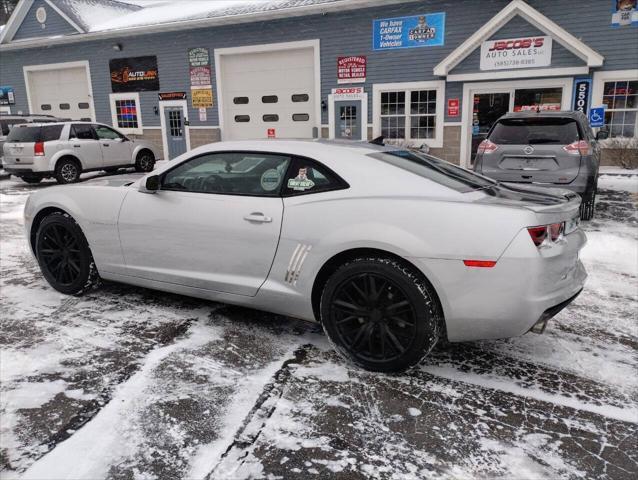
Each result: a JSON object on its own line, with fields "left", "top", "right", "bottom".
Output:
{"left": 499, "top": 110, "right": 586, "bottom": 120}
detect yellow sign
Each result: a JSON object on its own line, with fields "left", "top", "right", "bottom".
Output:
{"left": 191, "top": 88, "right": 213, "bottom": 108}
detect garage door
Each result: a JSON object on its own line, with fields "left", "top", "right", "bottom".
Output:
{"left": 221, "top": 47, "right": 316, "bottom": 140}
{"left": 26, "top": 66, "right": 93, "bottom": 121}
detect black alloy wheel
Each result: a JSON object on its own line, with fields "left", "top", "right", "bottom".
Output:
{"left": 35, "top": 212, "right": 99, "bottom": 295}
{"left": 321, "top": 257, "right": 441, "bottom": 372}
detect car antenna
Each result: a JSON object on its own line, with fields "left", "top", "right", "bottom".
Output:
{"left": 369, "top": 136, "right": 385, "bottom": 146}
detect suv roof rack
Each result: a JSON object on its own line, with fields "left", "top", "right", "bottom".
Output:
{"left": 0, "top": 112, "right": 59, "bottom": 118}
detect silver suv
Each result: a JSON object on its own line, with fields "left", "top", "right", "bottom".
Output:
{"left": 0, "top": 114, "right": 62, "bottom": 170}
{"left": 2, "top": 122, "right": 161, "bottom": 184}
{"left": 473, "top": 111, "right": 607, "bottom": 220}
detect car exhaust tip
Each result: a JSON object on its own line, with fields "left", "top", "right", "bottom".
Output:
{"left": 528, "top": 288, "right": 584, "bottom": 335}
{"left": 530, "top": 317, "right": 548, "bottom": 334}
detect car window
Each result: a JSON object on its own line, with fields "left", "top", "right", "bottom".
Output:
{"left": 70, "top": 124, "right": 96, "bottom": 140}
{"left": 6, "top": 124, "right": 64, "bottom": 143}
{"left": 0, "top": 119, "right": 27, "bottom": 136}
{"left": 488, "top": 118, "right": 581, "bottom": 145}
{"left": 162, "top": 152, "right": 291, "bottom": 196}
{"left": 94, "top": 125, "right": 123, "bottom": 140}
{"left": 282, "top": 158, "right": 347, "bottom": 196}
{"left": 368, "top": 150, "right": 496, "bottom": 193}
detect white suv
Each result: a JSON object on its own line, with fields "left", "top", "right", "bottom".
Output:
{"left": 2, "top": 122, "right": 161, "bottom": 184}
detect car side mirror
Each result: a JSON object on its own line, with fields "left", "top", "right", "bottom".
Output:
{"left": 140, "top": 174, "right": 160, "bottom": 193}
{"left": 595, "top": 129, "right": 609, "bottom": 140}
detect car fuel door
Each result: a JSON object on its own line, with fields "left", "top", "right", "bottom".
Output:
{"left": 117, "top": 152, "right": 289, "bottom": 296}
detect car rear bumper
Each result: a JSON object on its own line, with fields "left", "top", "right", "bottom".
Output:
{"left": 3, "top": 166, "right": 53, "bottom": 176}
{"left": 410, "top": 228, "right": 587, "bottom": 342}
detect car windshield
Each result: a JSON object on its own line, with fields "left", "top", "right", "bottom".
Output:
{"left": 488, "top": 117, "right": 581, "bottom": 145}
{"left": 368, "top": 150, "right": 496, "bottom": 193}
{"left": 6, "top": 125, "right": 64, "bottom": 143}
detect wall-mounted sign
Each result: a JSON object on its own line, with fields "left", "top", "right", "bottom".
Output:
{"left": 0, "top": 86, "right": 15, "bottom": 105}
{"left": 612, "top": 0, "right": 638, "bottom": 26}
{"left": 190, "top": 65, "right": 212, "bottom": 87}
{"left": 332, "top": 87, "right": 365, "bottom": 100}
{"left": 337, "top": 56, "right": 366, "bottom": 84}
{"left": 35, "top": 6, "right": 47, "bottom": 24}
{"left": 188, "top": 48, "right": 210, "bottom": 67}
{"left": 513, "top": 103, "right": 561, "bottom": 112}
{"left": 158, "top": 91, "right": 187, "bottom": 101}
{"left": 373, "top": 13, "right": 445, "bottom": 50}
{"left": 589, "top": 106, "right": 606, "bottom": 128}
{"left": 110, "top": 56, "right": 159, "bottom": 93}
{"left": 267, "top": 128, "right": 276, "bottom": 139}
{"left": 199, "top": 108, "right": 207, "bottom": 121}
{"left": 191, "top": 87, "right": 213, "bottom": 108}
{"left": 572, "top": 78, "right": 592, "bottom": 115}
{"left": 447, "top": 98, "right": 459, "bottom": 117}
{"left": 480, "top": 36, "right": 552, "bottom": 71}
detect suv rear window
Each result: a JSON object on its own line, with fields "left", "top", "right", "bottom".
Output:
{"left": 488, "top": 117, "right": 581, "bottom": 145}
{"left": 369, "top": 150, "right": 496, "bottom": 193}
{"left": 6, "top": 124, "right": 64, "bottom": 143}
{"left": 0, "top": 119, "right": 27, "bottom": 136}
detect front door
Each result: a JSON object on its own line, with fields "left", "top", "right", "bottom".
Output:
{"left": 117, "top": 151, "right": 291, "bottom": 296}
{"left": 164, "top": 107, "right": 187, "bottom": 159}
{"left": 94, "top": 124, "right": 132, "bottom": 166}
{"left": 334, "top": 101, "right": 361, "bottom": 140}
{"left": 471, "top": 92, "right": 510, "bottom": 165}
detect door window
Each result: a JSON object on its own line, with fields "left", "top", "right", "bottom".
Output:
{"left": 162, "top": 152, "right": 291, "bottom": 196}
{"left": 94, "top": 125, "right": 123, "bottom": 140}
{"left": 283, "top": 158, "right": 348, "bottom": 196}
{"left": 471, "top": 92, "right": 510, "bottom": 164}
{"left": 168, "top": 110, "right": 183, "bottom": 137}
{"left": 339, "top": 105, "right": 357, "bottom": 139}
{"left": 70, "top": 124, "right": 97, "bottom": 140}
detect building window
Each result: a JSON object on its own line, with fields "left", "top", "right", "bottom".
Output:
{"left": 602, "top": 81, "right": 637, "bottom": 137}
{"left": 292, "top": 94, "right": 309, "bottom": 102}
{"left": 233, "top": 97, "right": 249, "bottom": 104}
{"left": 235, "top": 115, "right": 250, "bottom": 122}
{"left": 375, "top": 82, "right": 444, "bottom": 147}
{"left": 262, "top": 95, "right": 278, "bottom": 104}
{"left": 263, "top": 114, "right": 279, "bottom": 122}
{"left": 109, "top": 93, "right": 143, "bottom": 135}
{"left": 292, "top": 113, "right": 309, "bottom": 121}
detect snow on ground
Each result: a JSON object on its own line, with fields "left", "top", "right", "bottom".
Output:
{"left": 1, "top": 173, "right": 637, "bottom": 479}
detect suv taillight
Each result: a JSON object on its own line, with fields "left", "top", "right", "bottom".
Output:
{"left": 527, "top": 222, "right": 565, "bottom": 247}
{"left": 34, "top": 141, "right": 45, "bottom": 156}
{"left": 563, "top": 140, "right": 591, "bottom": 156}
{"left": 477, "top": 139, "right": 498, "bottom": 154}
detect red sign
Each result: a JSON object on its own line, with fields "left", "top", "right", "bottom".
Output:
{"left": 337, "top": 56, "right": 366, "bottom": 84}
{"left": 447, "top": 98, "right": 459, "bottom": 117}
{"left": 267, "top": 128, "right": 276, "bottom": 138}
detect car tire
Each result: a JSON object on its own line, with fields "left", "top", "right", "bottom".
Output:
{"left": 135, "top": 151, "right": 155, "bottom": 172}
{"left": 55, "top": 158, "right": 81, "bottom": 184}
{"left": 580, "top": 184, "right": 596, "bottom": 221}
{"left": 320, "top": 256, "right": 441, "bottom": 372}
{"left": 22, "top": 176, "right": 42, "bottom": 184}
{"left": 35, "top": 212, "right": 99, "bottom": 295}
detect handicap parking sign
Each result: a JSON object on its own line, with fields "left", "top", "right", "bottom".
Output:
{"left": 589, "top": 106, "right": 605, "bottom": 128}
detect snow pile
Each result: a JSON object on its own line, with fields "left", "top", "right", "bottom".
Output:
{"left": 55, "top": 0, "right": 142, "bottom": 31}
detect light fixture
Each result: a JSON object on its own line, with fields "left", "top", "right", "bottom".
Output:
{"left": 112, "top": 43, "right": 122, "bottom": 51}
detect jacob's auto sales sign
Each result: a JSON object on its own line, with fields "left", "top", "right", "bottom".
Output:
{"left": 480, "top": 36, "right": 552, "bottom": 71}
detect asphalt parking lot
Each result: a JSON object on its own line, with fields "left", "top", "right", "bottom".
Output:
{"left": 1, "top": 173, "right": 637, "bottom": 479}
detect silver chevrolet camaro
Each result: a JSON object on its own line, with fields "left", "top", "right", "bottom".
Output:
{"left": 24, "top": 140, "right": 587, "bottom": 372}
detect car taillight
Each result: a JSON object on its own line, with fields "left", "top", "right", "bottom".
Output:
{"left": 477, "top": 139, "right": 498, "bottom": 154}
{"left": 463, "top": 260, "right": 497, "bottom": 268}
{"left": 563, "top": 140, "right": 591, "bottom": 156}
{"left": 528, "top": 222, "right": 565, "bottom": 247}
{"left": 34, "top": 141, "right": 45, "bottom": 156}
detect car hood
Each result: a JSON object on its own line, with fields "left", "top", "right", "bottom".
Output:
{"left": 82, "top": 173, "right": 145, "bottom": 187}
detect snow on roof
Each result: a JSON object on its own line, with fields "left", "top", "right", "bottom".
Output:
{"left": 55, "top": 0, "right": 142, "bottom": 31}
{"left": 41, "top": 0, "right": 345, "bottom": 34}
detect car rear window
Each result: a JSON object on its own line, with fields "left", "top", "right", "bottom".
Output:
{"left": 488, "top": 117, "right": 581, "bottom": 145}
{"left": 0, "top": 119, "right": 27, "bottom": 136}
{"left": 368, "top": 150, "right": 496, "bottom": 193}
{"left": 6, "top": 124, "right": 64, "bottom": 143}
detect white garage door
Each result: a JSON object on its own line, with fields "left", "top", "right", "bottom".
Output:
{"left": 221, "top": 47, "right": 316, "bottom": 140}
{"left": 26, "top": 66, "right": 93, "bottom": 121}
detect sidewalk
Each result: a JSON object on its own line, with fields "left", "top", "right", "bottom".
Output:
{"left": 599, "top": 166, "right": 638, "bottom": 177}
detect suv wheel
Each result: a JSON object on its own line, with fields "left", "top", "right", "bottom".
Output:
{"left": 55, "top": 159, "right": 81, "bottom": 184}
{"left": 35, "top": 212, "right": 100, "bottom": 295}
{"left": 580, "top": 184, "right": 597, "bottom": 221}
{"left": 135, "top": 151, "right": 155, "bottom": 172}
{"left": 320, "top": 256, "right": 441, "bottom": 372}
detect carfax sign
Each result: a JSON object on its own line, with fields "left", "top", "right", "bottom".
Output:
{"left": 372, "top": 13, "right": 445, "bottom": 50}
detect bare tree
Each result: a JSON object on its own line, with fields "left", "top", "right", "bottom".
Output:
{"left": 0, "top": 0, "right": 19, "bottom": 26}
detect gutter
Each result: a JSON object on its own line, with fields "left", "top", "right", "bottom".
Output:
{"left": 0, "top": 0, "right": 410, "bottom": 52}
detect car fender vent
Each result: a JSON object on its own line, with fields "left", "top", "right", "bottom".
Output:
{"left": 285, "top": 243, "right": 312, "bottom": 285}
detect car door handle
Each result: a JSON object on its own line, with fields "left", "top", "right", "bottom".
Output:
{"left": 73, "top": 145, "right": 81, "bottom": 147}
{"left": 243, "top": 212, "right": 272, "bottom": 223}
{"left": 102, "top": 143, "right": 110, "bottom": 147}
